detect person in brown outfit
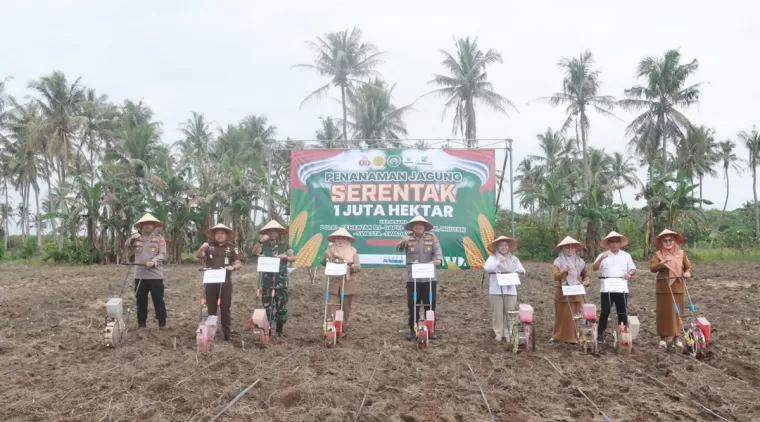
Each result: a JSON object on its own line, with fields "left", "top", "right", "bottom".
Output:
{"left": 550, "top": 236, "right": 589, "bottom": 344}
{"left": 650, "top": 229, "right": 693, "bottom": 349}
{"left": 196, "top": 223, "right": 242, "bottom": 342}
{"left": 124, "top": 213, "right": 168, "bottom": 330}
{"left": 320, "top": 228, "right": 361, "bottom": 337}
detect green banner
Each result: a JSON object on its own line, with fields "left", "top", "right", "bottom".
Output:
{"left": 289, "top": 149, "right": 496, "bottom": 269}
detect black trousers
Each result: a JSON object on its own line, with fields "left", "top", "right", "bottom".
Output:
{"left": 134, "top": 279, "right": 167, "bottom": 326}
{"left": 206, "top": 280, "right": 233, "bottom": 335}
{"left": 598, "top": 292, "right": 628, "bottom": 335}
{"left": 406, "top": 281, "right": 437, "bottom": 330}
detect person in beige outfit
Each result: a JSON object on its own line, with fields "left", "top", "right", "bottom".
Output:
{"left": 320, "top": 228, "right": 361, "bottom": 336}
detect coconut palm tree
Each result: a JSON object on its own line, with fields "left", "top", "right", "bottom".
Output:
{"left": 528, "top": 128, "right": 571, "bottom": 174}
{"left": 738, "top": 126, "right": 760, "bottom": 238}
{"left": 175, "top": 111, "right": 213, "bottom": 158}
{"left": 345, "top": 78, "right": 413, "bottom": 147}
{"left": 27, "top": 71, "right": 86, "bottom": 186}
{"left": 610, "top": 152, "right": 639, "bottom": 204}
{"left": 675, "top": 125, "right": 718, "bottom": 207}
{"left": 315, "top": 117, "right": 343, "bottom": 148}
{"left": 620, "top": 50, "right": 702, "bottom": 175}
{"left": 424, "top": 36, "right": 516, "bottom": 148}
{"left": 713, "top": 140, "right": 743, "bottom": 235}
{"left": 539, "top": 50, "right": 617, "bottom": 191}
{"left": 293, "top": 27, "right": 384, "bottom": 141}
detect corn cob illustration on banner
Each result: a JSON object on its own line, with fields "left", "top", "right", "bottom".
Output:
{"left": 290, "top": 148, "right": 496, "bottom": 268}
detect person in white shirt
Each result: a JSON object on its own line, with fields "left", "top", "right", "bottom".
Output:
{"left": 483, "top": 236, "right": 526, "bottom": 341}
{"left": 593, "top": 231, "right": 637, "bottom": 346}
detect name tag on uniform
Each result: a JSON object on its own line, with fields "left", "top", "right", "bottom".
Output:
{"left": 412, "top": 263, "right": 435, "bottom": 279}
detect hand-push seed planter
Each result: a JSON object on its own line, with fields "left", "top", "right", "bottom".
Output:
{"left": 661, "top": 276, "right": 710, "bottom": 359}
{"left": 598, "top": 275, "right": 636, "bottom": 355}
{"left": 103, "top": 263, "right": 144, "bottom": 348}
{"left": 197, "top": 268, "right": 225, "bottom": 352}
{"left": 411, "top": 262, "right": 435, "bottom": 350}
{"left": 322, "top": 260, "right": 350, "bottom": 348}
{"left": 492, "top": 271, "right": 535, "bottom": 353}
{"left": 251, "top": 256, "right": 282, "bottom": 347}
{"left": 563, "top": 284, "right": 598, "bottom": 355}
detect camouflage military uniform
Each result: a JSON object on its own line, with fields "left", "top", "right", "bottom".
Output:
{"left": 124, "top": 233, "right": 167, "bottom": 328}
{"left": 258, "top": 240, "right": 292, "bottom": 325}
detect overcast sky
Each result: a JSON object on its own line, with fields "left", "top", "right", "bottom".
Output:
{"left": 2, "top": 0, "right": 759, "bottom": 234}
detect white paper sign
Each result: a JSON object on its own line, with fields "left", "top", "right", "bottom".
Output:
{"left": 496, "top": 273, "right": 521, "bottom": 286}
{"left": 202, "top": 269, "right": 226, "bottom": 284}
{"left": 257, "top": 257, "right": 280, "bottom": 273}
{"left": 562, "top": 284, "right": 586, "bottom": 296}
{"left": 604, "top": 278, "right": 628, "bottom": 293}
{"left": 411, "top": 263, "right": 435, "bottom": 279}
{"left": 325, "top": 262, "right": 348, "bottom": 276}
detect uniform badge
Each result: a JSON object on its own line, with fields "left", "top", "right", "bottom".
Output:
{"left": 160, "top": 238, "right": 165, "bottom": 246}
{"left": 151, "top": 247, "right": 157, "bottom": 253}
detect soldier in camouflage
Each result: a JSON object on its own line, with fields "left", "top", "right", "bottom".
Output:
{"left": 124, "top": 213, "right": 168, "bottom": 330}
{"left": 252, "top": 220, "right": 295, "bottom": 337}
{"left": 396, "top": 215, "right": 443, "bottom": 341}
{"left": 196, "top": 223, "right": 242, "bottom": 342}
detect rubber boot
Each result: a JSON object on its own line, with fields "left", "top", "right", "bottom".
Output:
{"left": 276, "top": 320, "right": 285, "bottom": 337}
{"left": 223, "top": 332, "right": 231, "bottom": 342}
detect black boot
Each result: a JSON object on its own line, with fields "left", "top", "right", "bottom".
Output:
{"left": 223, "top": 332, "right": 231, "bottom": 342}
{"left": 406, "top": 329, "right": 416, "bottom": 341}
{"left": 276, "top": 320, "right": 285, "bottom": 337}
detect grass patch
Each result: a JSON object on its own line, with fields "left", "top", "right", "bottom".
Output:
{"left": 688, "top": 248, "right": 760, "bottom": 262}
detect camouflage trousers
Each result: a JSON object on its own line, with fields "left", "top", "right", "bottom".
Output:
{"left": 262, "top": 287, "right": 288, "bottom": 322}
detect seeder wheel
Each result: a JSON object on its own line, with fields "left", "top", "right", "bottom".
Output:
{"left": 417, "top": 326, "right": 429, "bottom": 349}
{"left": 103, "top": 319, "right": 126, "bottom": 348}
{"left": 510, "top": 328, "right": 519, "bottom": 354}
{"left": 579, "top": 335, "right": 587, "bottom": 354}
{"left": 527, "top": 325, "right": 536, "bottom": 352}
{"left": 326, "top": 330, "right": 337, "bottom": 348}
{"left": 590, "top": 323, "right": 599, "bottom": 355}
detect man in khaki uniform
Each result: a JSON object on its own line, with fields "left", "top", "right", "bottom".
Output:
{"left": 396, "top": 215, "right": 443, "bottom": 340}
{"left": 197, "top": 223, "right": 242, "bottom": 342}
{"left": 124, "top": 213, "right": 168, "bottom": 330}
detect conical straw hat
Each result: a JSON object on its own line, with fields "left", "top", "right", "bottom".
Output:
{"left": 403, "top": 215, "right": 434, "bottom": 231}
{"left": 134, "top": 213, "right": 163, "bottom": 229}
{"left": 259, "top": 220, "right": 288, "bottom": 235}
{"left": 205, "top": 223, "right": 236, "bottom": 240}
{"left": 327, "top": 228, "right": 355, "bottom": 243}
{"left": 653, "top": 229, "right": 685, "bottom": 249}
{"left": 554, "top": 236, "right": 585, "bottom": 253}
{"left": 488, "top": 235, "right": 519, "bottom": 253}
{"left": 600, "top": 231, "right": 630, "bottom": 249}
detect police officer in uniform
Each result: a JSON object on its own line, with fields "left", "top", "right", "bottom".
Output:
{"left": 396, "top": 215, "right": 443, "bottom": 340}
{"left": 196, "top": 223, "right": 242, "bottom": 342}
{"left": 124, "top": 213, "right": 168, "bottom": 330}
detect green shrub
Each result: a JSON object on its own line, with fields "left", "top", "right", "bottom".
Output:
{"left": 43, "top": 240, "right": 101, "bottom": 264}
{"left": 514, "top": 222, "right": 556, "bottom": 261}
{"left": 20, "top": 236, "right": 38, "bottom": 259}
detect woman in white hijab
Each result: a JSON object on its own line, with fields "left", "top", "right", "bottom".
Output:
{"left": 483, "top": 236, "right": 525, "bottom": 341}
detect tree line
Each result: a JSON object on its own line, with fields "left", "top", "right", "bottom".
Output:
{"left": 1, "top": 27, "right": 759, "bottom": 263}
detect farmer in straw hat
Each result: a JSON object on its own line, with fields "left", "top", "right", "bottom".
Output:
{"left": 196, "top": 223, "right": 242, "bottom": 342}
{"left": 396, "top": 215, "right": 443, "bottom": 341}
{"left": 593, "top": 231, "right": 637, "bottom": 347}
{"left": 650, "top": 229, "right": 693, "bottom": 349}
{"left": 550, "top": 236, "right": 589, "bottom": 344}
{"left": 483, "top": 236, "right": 526, "bottom": 341}
{"left": 320, "top": 228, "right": 361, "bottom": 336}
{"left": 252, "top": 220, "right": 295, "bottom": 337}
{"left": 124, "top": 213, "right": 168, "bottom": 330}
